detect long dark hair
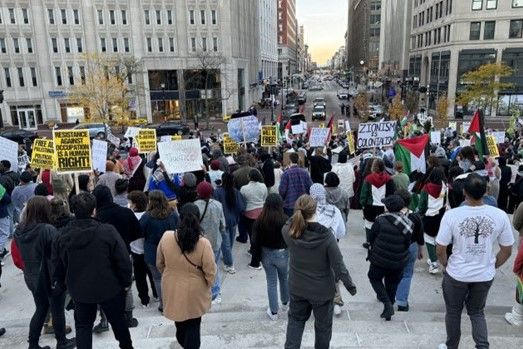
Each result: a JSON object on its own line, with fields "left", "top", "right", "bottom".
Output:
{"left": 177, "top": 203, "right": 203, "bottom": 254}
{"left": 221, "top": 172, "right": 236, "bottom": 208}
{"left": 22, "top": 196, "right": 51, "bottom": 228}
{"left": 256, "top": 194, "right": 287, "bottom": 236}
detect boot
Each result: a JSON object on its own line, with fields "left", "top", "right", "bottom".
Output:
{"left": 380, "top": 302, "right": 394, "bottom": 321}
{"left": 125, "top": 311, "right": 139, "bottom": 328}
{"left": 28, "top": 344, "right": 51, "bottom": 349}
{"left": 56, "top": 337, "right": 76, "bottom": 349}
{"left": 505, "top": 303, "right": 523, "bottom": 326}
{"left": 93, "top": 316, "right": 109, "bottom": 334}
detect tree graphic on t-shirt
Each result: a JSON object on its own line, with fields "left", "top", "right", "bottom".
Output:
{"left": 458, "top": 216, "right": 494, "bottom": 244}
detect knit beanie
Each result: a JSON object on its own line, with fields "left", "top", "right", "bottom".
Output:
{"left": 197, "top": 181, "right": 213, "bottom": 200}
{"left": 210, "top": 160, "right": 221, "bottom": 171}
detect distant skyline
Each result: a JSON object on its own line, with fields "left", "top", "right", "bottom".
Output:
{"left": 296, "top": 0, "right": 347, "bottom": 65}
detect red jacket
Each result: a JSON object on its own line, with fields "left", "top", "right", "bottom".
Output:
{"left": 11, "top": 239, "right": 25, "bottom": 270}
{"left": 514, "top": 240, "right": 523, "bottom": 278}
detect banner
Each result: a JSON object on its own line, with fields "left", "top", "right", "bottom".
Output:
{"left": 227, "top": 115, "right": 260, "bottom": 143}
{"left": 309, "top": 128, "right": 330, "bottom": 147}
{"left": 486, "top": 135, "right": 500, "bottom": 157}
{"left": 357, "top": 121, "right": 396, "bottom": 149}
{"left": 0, "top": 137, "right": 19, "bottom": 172}
{"left": 92, "top": 139, "right": 108, "bottom": 173}
{"left": 136, "top": 129, "right": 157, "bottom": 153}
{"left": 261, "top": 125, "right": 278, "bottom": 147}
{"left": 222, "top": 133, "right": 239, "bottom": 155}
{"left": 430, "top": 131, "right": 441, "bottom": 145}
{"left": 53, "top": 129, "right": 92, "bottom": 173}
{"left": 347, "top": 132, "right": 355, "bottom": 155}
{"left": 107, "top": 133, "right": 121, "bottom": 147}
{"left": 157, "top": 139, "right": 203, "bottom": 174}
{"left": 30, "top": 139, "right": 55, "bottom": 169}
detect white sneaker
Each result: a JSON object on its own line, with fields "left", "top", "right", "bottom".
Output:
{"left": 211, "top": 297, "right": 222, "bottom": 305}
{"left": 224, "top": 265, "right": 236, "bottom": 274}
{"left": 438, "top": 344, "right": 448, "bottom": 349}
{"left": 281, "top": 303, "right": 289, "bottom": 312}
{"left": 429, "top": 263, "right": 440, "bottom": 274}
{"left": 334, "top": 304, "right": 342, "bottom": 316}
{"left": 248, "top": 264, "right": 262, "bottom": 270}
{"left": 266, "top": 307, "right": 278, "bottom": 321}
{"left": 426, "top": 258, "right": 432, "bottom": 266}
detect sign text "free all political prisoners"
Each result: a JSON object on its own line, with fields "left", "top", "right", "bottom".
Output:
{"left": 357, "top": 121, "right": 396, "bottom": 149}
{"left": 31, "top": 139, "right": 55, "bottom": 169}
{"left": 54, "top": 130, "right": 92, "bottom": 172}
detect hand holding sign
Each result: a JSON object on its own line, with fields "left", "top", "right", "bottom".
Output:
{"left": 157, "top": 139, "right": 204, "bottom": 174}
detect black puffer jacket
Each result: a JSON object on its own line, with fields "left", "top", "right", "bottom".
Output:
{"left": 369, "top": 214, "right": 412, "bottom": 270}
{"left": 14, "top": 223, "right": 58, "bottom": 293}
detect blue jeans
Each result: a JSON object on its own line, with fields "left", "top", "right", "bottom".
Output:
{"left": 395, "top": 243, "right": 418, "bottom": 307}
{"left": 212, "top": 249, "right": 221, "bottom": 300}
{"left": 261, "top": 248, "right": 289, "bottom": 314}
{"left": 221, "top": 225, "right": 236, "bottom": 267}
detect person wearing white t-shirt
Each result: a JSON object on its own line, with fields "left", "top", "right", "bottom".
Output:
{"left": 435, "top": 174, "right": 514, "bottom": 349}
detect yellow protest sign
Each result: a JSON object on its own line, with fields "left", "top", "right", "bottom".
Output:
{"left": 136, "top": 129, "right": 157, "bottom": 153}
{"left": 53, "top": 130, "right": 92, "bottom": 173}
{"left": 222, "top": 133, "right": 239, "bottom": 155}
{"left": 31, "top": 139, "right": 56, "bottom": 170}
{"left": 347, "top": 132, "right": 355, "bottom": 155}
{"left": 261, "top": 125, "right": 278, "bottom": 147}
{"left": 486, "top": 135, "right": 499, "bottom": 157}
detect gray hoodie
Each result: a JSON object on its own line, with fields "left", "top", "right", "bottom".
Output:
{"left": 282, "top": 221, "right": 356, "bottom": 301}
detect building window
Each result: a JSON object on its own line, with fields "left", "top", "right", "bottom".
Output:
{"left": 98, "top": 10, "right": 103, "bottom": 25}
{"left": 470, "top": 22, "right": 481, "bottom": 40}
{"left": 79, "top": 66, "right": 85, "bottom": 84}
{"left": 486, "top": 0, "right": 497, "bottom": 9}
{"left": 167, "top": 10, "right": 173, "bottom": 24}
{"left": 17, "top": 67, "right": 24, "bottom": 87}
{"left": 191, "top": 37, "right": 196, "bottom": 51}
{"left": 112, "top": 38, "right": 118, "bottom": 52}
{"left": 109, "top": 10, "right": 115, "bottom": 24}
{"left": 76, "top": 38, "right": 83, "bottom": 53}
{"left": 202, "top": 37, "right": 207, "bottom": 51}
{"left": 510, "top": 20, "right": 523, "bottom": 38}
{"left": 200, "top": 10, "right": 206, "bottom": 25}
{"left": 156, "top": 10, "right": 161, "bottom": 24}
{"left": 472, "top": 0, "right": 482, "bottom": 10}
{"left": 122, "top": 10, "right": 127, "bottom": 25}
{"left": 64, "top": 38, "right": 70, "bottom": 53}
{"left": 124, "top": 38, "right": 130, "bottom": 52}
{"left": 448, "top": 0, "right": 453, "bottom": 14}
{"left": 73, "top": 9, "right": 80, "bottom": 24}
{"left": 213, "top": 37, "right": 218, "bottom": 51}
{"left": 55, "top": 66, "right": 62, "bottom": 86}
{"left": 0, "top": 38, "right": 5, "bottom": 53}
{"left": 211, "top": 10, "right": 217, "bottom": 24}
{"left": 147, "top": 37, "right": 152, "bottom": 52}
{"left": 30, "top": 67, "right": 37, "bottom": 86}
{"left": 61, "top": 9, "right": 67, "bottom": 24}
{"left": 413, "top": 15, "right": 417, "bottom": 29}
{"left": 189, "top": 10, "right": 194, "bottom": 24}
{"left": 48, "top": 9, "right": 54, "bottom": 24}
{"left": 4, "top": 68, "right": 11, "bottom": 87}
{"left": 68, "top": 66, "right": 74, "bottom": 85}
{"left": 484, "top": 21, "right": 495, "bottom": 39}
{"left": 22, "top": 8, "right": 29, "bottom": 24}
{"left": 100, "top": 37, "right": 106, "bottom": 52}
{"left": 158, "top": 38, "right": 163, "bottom": 52}
{"left": 9, "top": 8, "right": 15, "bottom": 24}
{"left": 169, "top": 37, "right": 175, "bottom": 52}
{"left": 144, "top": 10, "right": 150, "bottom": 25}
{"left": 13, "top": 38, "right": 19, "bottom": 53}
{"left": 514, "top": 0, "right": 523, "bottom": 8}
{"left": 51, "top": 38, "right": 58, "bottom": 53}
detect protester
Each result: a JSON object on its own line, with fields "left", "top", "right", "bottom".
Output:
{"left": 54, "top": 192, "right": 133, "bottom": 349}
{"left": 0, "top": 160, "right": 20, "bottom": 193}
{"left": 309, "top": 148, "right": 332, "bottom": 184}
{"left": 324, "top": 172, "right": 350, "bottom": 223}
{"left": 159, "top": 161, "right": 198, "bottom": 208}
{"left": 0, "top": 184, "right": 11, "bottom": 263}
{"left": 114, "top": 178, "right": 130, "bottom": 207}
{"left": 15, "top": 196, "right": 75, "bottom": 349}
{"left": 282, "top": 195, "right": 356, "bottom": 349}
{"left": 140, "top": 190, "right": 179, "bottom": 312}
{"left": 498, "top": 157, "right": 512, "bottom": 211}
{"left": 11, "top": 171, "right": 36, "bottom": 223}
{"left": 279, "top": 152, "right": 312, "bottom": 217}
{"left": 436, "top": 174, "right": 514, "bottom": 349}
{"left": 50, "top": 198, "right": 73, "bottom": 230}
{"left": 271, "top": 161, "right": 284, "bottom": 194}
{"left": 211, "top": 148, "right": 229, "bottom": 173}
{"left": 259, "top": 150, "right": 276, "bottom": 190}
{"left": 330, "top": 149, "right": 355, "bottom": 202}
{"left": 240, "top": 169, "right": 268, "bottom": 255}
{"left": 207, "top": 160, "right": 224, "bottom": 189}
{"left": 156, "top": 203, "right": 216, "bottom": 349}
{"left": 122, "top": 147, "right": 143, "bottom": 179}
{"left": 504, "top": 235, "right": 523, "bottom": 326}
{"left": 233, "top": 154, "right": 253, "bottom": 189}
{"left": 392, "top": 161, "right": 409, "bottom": 191}
{"left": 250, "top": 194, "right": 289, "bottom": 320}
{"left": 96, "top": 161, "right": 122, "bottom": 197}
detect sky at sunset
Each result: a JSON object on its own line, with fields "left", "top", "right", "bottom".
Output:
{"left": 296, "top": 0, "right": 348, "bottom": 65}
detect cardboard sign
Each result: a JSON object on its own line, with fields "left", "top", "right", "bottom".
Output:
{"left": 136, "top": 129, "right": 157, "bottom": 153}
{"left": 157, "top": 139, "right": 203, "bottom": 174}
{"left": 92, "top": 139, "right": 108, "bottom": 173}
{"left": 491, "top": 131, "right": 505, "bottom": 144}
{"left": 486, "top": 135, "right": 500, "bottom": 157}
{"left": 0, "top": 136, "right": 19, "bottom": 172}
{"left": 53, "top": 129, "right": 92, "bottom": 173}
{"left": 347, "top": 132, "right": 355, "bottom": 155}
{"left": 261, "top": 125, "right": 278, "bottom": 147}
{"left": 222, "top": 133, "right": 239, "bottom": 155}
{"left": 227, "top": 115, "right": 260, "bottom": 143}
{"left": 430, "top": 131, "right": 441, "bottom": 145}
{"left": 30, "top": 139, "right": 55, "bottom": 169}
{"left": 357, "top": 121, "right": 396, "bottom": 149}
{"left": 309, "top": 128, "right": 330, "bottom": 147}
{"left": 107, "top": 133, "right": 121, "bottom": 147}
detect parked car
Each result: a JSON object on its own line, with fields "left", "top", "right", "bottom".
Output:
{"left": 313, "top": 97, "right": 326, "bottom": 108}
{"left": 308, "top": 84, "right": 323, "bottom": 91}
{"left": 368, "top": 105, "right": 384, "bottom": 120}
{"left": 297, "top": 92, "right": 307, "bottom": 105}
{"left": 312, "top": 105, "right": 327, "bottom": 121}
{"left": 337, "top": 90, "right": 349, "bottom": 99}
{"left": 150, "top": 121, "right": 191, "bottom": 137}
{"left": 72, "top": 123, "right": 112, "bottom": 138}
{"left": 0, "top": 127, "right": 38, "bottom": 144}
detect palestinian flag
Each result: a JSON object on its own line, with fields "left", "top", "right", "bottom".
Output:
{"left": 394, "top": 134, "right": 430, "bottom": 174}
{"left": 326, "top": 114, "right": 335, "bottom": 141}
{"left": 284, "top": 120, "right": 292, "bottom": 142}
{"left": 468, "top": 110, "right": 489, "bottom": 158}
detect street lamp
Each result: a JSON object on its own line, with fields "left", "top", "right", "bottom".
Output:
{"left": 160, "top": 83, "right": 166, "bottom": 119}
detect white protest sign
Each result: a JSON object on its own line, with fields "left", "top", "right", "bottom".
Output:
{"left": 430, "top": 131, "right": 441, "bottom": 145}
{"left": 345, "top": 120, "right": 352, "bottom": 131}
{"left": 160, "top": 135, "right": 172, "bottom": 143}
{"left": 124, "top": 126, "right": 140, "bottom": 138}
{"left": 462, "top": 122, "right": 471, "bottom": 134}
{"left": 227, "top": 115, "right": 260, "bottom": 143}
{"left": 459, "top": 139, "right": 471, "bottom": 147}
{"left": 157, "top": 139, "right": 204, "bottom": 174}
{"left": 91, "top": 139, "right": 108, "bottom": 173}
{"left": 309, "top": 128, "right": 330, "bottom": 147}
{"left": 300, "top": 121, "right": 308, "bottom": 131}
{"left": 0, "top": 136, "right": 19, "bottom": 171}
{"left": 107, "top": 133, "right": 121, "bottom": 147}
{"left": 291, "top": 123, "right": 304, "bottom": 134}
{"left": 492, "top": 131, "right": 505, "bottom": 144}
{"left": 357, "top": 121, "right": 396, "bottom": 149}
